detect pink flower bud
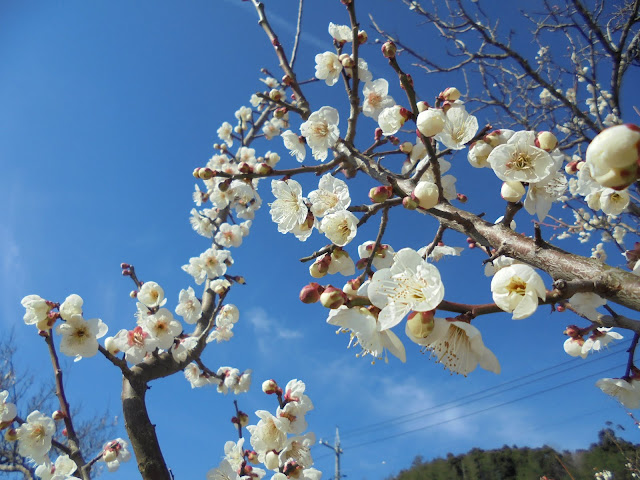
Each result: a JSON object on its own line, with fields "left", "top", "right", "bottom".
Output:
{"left": 320, "top": 286, "right": 347, "bottom": 309}
{"left": 369, "top": 185, "right": 393, "bottom": 203}
{"left": 120, "top": 263, "right": 131, "bottom": 269}
{"left": 269, "top": 89, "right": 282, "bottom": 102}
{"left": 355, "top": 258, "right": 368, "bottom": 269}
{"left": 357, "top": 30, "right": 368, "bottom": 44}
{"left": 52, "top": 410, "right": 65, "bottom": 421}
{"left": 198, "top": 167, "right": 215, "bottom": 180}
{"left": 238, "top": 162, "right": 253, "bottom": 174}
{"left": 255, "top": 163, "right": 272, "bottom": 175}
{"left": 247, "top": 451, "right": 259, "bottom": 464}
{"left": 456, "top": 193, "right": 468, "bottom": 203}
{"left": 299, "top": 283, "right": 324, "bottom": 304}
{"left": 193, "top": 167, "right": 201, "bottom": 178}
{"left": 381, "top": 41, "right": 396, "bottom": 58}
{"left": 565, "top": 160, "right": 579, "bottom": 175}
{"left": 343, "top": 278, "right": 362, "bottom": 296}
{"left": 402, "top": 195, "right": 419, "bottom": 210}
{"left": 556, "top": 304, "right": 565, "bottom": 312}
{"left": 374, "top": 128, "right": 383, "bottom": 141}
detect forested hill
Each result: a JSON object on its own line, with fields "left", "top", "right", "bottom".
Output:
{"left": 391, "top": 429, "right": 639, "bottom": 480}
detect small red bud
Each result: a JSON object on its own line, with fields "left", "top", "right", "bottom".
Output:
{"left": 374, "top": 128, "right": 383, "bottom": 141}
{"left": 299, "top": 283, "right": 324, "bottom": 304}
{"left": 381, "top": 41, "right": 396, "bottom": 58}
{"left": 456, "top": 193, "right": 468, "bottom": 203}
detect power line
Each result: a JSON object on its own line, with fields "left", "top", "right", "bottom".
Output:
{"left": 345, "top": 362, "right": 626, "bottom": 450}
{"left": 328, "top": 341, "right": 630, "bottom": 441}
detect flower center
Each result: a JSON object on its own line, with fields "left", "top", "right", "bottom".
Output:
{"left": 368, "top": 92, "right": 381, "bottom": 107}
{"left": 506, "top": 276, "right": 527, "bottom": 295}
{"left": 313, "top": 122, "right": 329, "bottom": 138}
{"left": 507, "top": 152, "right": 532, "bottom": 171}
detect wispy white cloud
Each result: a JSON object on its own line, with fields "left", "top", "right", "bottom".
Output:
{"left": 0, "top": 225, "right": 26, "bottom": 325}
{"left": 247, "top": 306, "right": 303, "bottom": 354}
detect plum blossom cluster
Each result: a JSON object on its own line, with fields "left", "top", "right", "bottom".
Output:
{"left": 207, "top": 379, "right": 320, "bottom": 480}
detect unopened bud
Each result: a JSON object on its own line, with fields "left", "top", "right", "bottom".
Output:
{"left": 198, "top": 168, "right": 215, "bottom": 180}
{"left": 343, "top": 278, "right": 362, "bottom": 296}
{"left": 341, "top": 56, "right": 355, "bottom": 68}
{"left": 387, "top": 135, "right": 400, "bottom": 145}
{"left": 255, "top": 163, "right": 272, "bottom": 175}
{"left": 357, "top": 30, "right": 368, "bottom": 44}
{"left": 320, "top": 286, "right": 347, "bottom": 309}
{"left": 556, "top": 304, "right": 566, "bottom": 312}
{"left": 501, "top": 181, "right": 525, "bottom": 202}
{"left": 440, "top": 87, "right": 461, "bottom": 102}
{"left": 104, "top": 336, "right": 120, "bottom": 355}
{"left": 5, "top": 428, "right": 18, "bottom": 442}
{"left": 565, "top": 160, "right": 579, "bottom": 175}
{"left": 247, "top": 451, "right": 259, "bottom": 464}
{"left": 381, "top": 41, "right": 396, "bottom": 58}
{"left": 456, "top": 193, "right": 468, "bottom": 203}
{"left": 62, "top": 428, "right": 68, "bottom": 437}
{"left": 406, "top": 310, "right": 435, "bottom": 338}
{"left": 238, "top": 162, "right": 253, "bottom": 174}
{"left": 129, "top": 290, "right": 137, "bottom": 298}
{"left": 299, "top": 283, "right": 324, "bottom": 304}
{"left": 374, "top": 128, "right": 383, "bottom": 141}
{"left": 402, "top": 195, "right": 419, "bottom": 210}
{"left": 369, "top": 185, "right": 393, "bottom": 203}
{"left": 564, "top": 325, "right": 581, "bottom": 337}
{"left": 262, "top": 379, "right": 280, "bottom": 394}
{"left": 416, "top": 101, "right": 429, "bottom": 113}
{"left": 265, "top": 451, "right": 280, "bottom": 470}
{"left": 309, "top": 256, "right": 330, "bottom": 278}
{"left": 413, "top": 181, "right": 439, "bottom": 209}
{"left": 281, "top": 74, "right": 293, "bottom": 86}
{"left": 535, "top": 131, "right": 558, "bottom": 151}
{"left": 102, "top": 448, "right": 117, "bottom": 463}
{"left": 52, "top": 410, "right": 65, "bottom": 421}
{"left": 400, "top": 141, "right": 413, "bottom": 153}
{"left": 269, "top": 89, "right": 283, "bottom": 102}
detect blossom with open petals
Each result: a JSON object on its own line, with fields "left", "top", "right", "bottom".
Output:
{"left": 327, "top": 306, "right": 406, "bottom": 363}
{"left": 491, "top": 264, "right": 546, "bottom": 319}
{"left": 362, "top": 79, "right": 395, "bottom": 120}
{"left": 101, "top": 438, "right": 132, "bottom": 472}
{"left": 596, "top": 378, "right": 640, "bottom": 409}
{"left": 246, "top": 411, "right": 290, "bottom": 460}
{"left": 319, "top": 210, "right": 358, "bottom": 246}
{"left": 0, "top": 390, "right": 17, "bottom": 424}
{"left": 308, "top": 173, "right": 350, "bottom": 217}
{"left": 59, "top": 294, "right": 83, "bottom": 321}
{"left": 300, "top": 107, "right": 339, "bottom": 161}
{"left": 175, "top": 286, "right": 202, "bottom": 324}
{"left": 488, "top": 131, "right": 555, "bottom": 183}
{"left": 35, "top": 455, "right": 77, "bottom": 480}
{"left": 270, "top": 179, "right": 308, "bottom": 233}
{"left": 281, "top": 130, "right": 306, "bottom": 162}
{"left": 368, "top": 248, "right": 445, "bottom": 330}
{"left": 582, "top": 327, "right": 623, "bottom": 355}
{"left": 378, "top": 105, "right": 406, "bottom": 136}
{"left": 406, "top": 317, "right": 500, "bottom": 375}
{"left": 16, "top": 410, "right": 55, "bottom": 464}
{"left": 21, "top": 295, "right": 52, "bottom": 330}
{"left": 314, "top": 52, "right": 342, "bottom": 86}
{"left": 434, "top": 104, "right": 478, "bottom": 150}
{"left": 56, "top": 314, "right": 108, "bottom": 361}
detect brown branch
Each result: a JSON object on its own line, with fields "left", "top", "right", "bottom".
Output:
{"left": 290, "top": 0, "right": 304, "bottom": 69}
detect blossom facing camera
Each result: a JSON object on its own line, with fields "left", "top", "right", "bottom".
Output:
{"left": 490, "top": 264, "right": 546, "bottom": 319}
{"left": 586, "top": 124, "right": 640, "bottom": 189}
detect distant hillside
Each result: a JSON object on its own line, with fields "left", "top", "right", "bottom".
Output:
{"left": 391, "top": 429, "right": 639, "bottom": 480}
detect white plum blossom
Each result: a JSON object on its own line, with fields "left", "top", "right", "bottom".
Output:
{"left": 56, "top": 314, "right": 108, "bottom": 361}
{"left": 246, "top": 410, "right": 290, "bottom": 460}
{"left": 110, "top": 327, "right": 156, "bottom": 364}
{"left": 600, "top": 188, "right": 630, "bottom": 215}
{"left": 0, "top": 390, "right": 17, "bottom": 423}
{"left": 101, "top": 438, "right": 132, "bottom": 472}
{"left": 207, "top": 304, "right": 239, "bottom": 343}
{"left": 484, "top": 255, "right": 519, "bottom": 277}
{"left": 434, "top": 104, "right": 478, "bottom": 150}
{"left": 281, "top": 130, "right": 306, "bottom": 162}
{"left": 327, "top": 249, "right": 355, "bottom": 276}
{"left": 21, "top": 295, "right": 51, "bottom": 330}
{"left": 35, "top": 455, "right": 77, "bottom": 480}
{"left": 416, "top": 108, "right": 445, "bottom": 137}
{"left": 568, "top": 292, "right": 606, "bottom": 321}
{"left": 277, "top": 379, "right": 314, "bottom": 434}
{"left": 207, "top": 459, "right": 241, "bottom": 480}
{"left": 596, "top": 378, "right": 640, "bottom": 409}
{"left": 190, "top": 208, "right": 215, "bottom": 238}
{"left": 175, "top": 286, "right": 202, "bottom": 324}
{"left": 328, "top": 22, "right": 352, "bottom": 42}
{"left": 217, "top": 122, "right": 233, "bottom": 147}
{"left": 368, "top": 248, "right": 445, "bottom": 330}
{"left": 184, "top": 363, "right": 208, "bottom": 388}
{"left": 170, "top": 336, "right": 198, "bottom": 363}
{"left": 467, "top": 140, "right": 493, "bottom": 168}
{"left": 563, "top": 337, "right": 587, "bottom": 359}
{"left": 319, "top": 210, "right": 359, "bottom": 246}
{"left": 586, "top": 124, "right": 640, "bottom": 189}
{"left": 357, "top": 241, "right": 395, "bottom": 270}
{"left": 138, "top": 281, "right": 167, "bottom": 309}
{"left": 406, "top": 317, "right": 501, "bottom": 375}
{"left": 488, "top": 131, "right": 555, "bottom": 183}
{"left": 215, "top": 223, "right": 244, "bottom": 248}
{"left": 378, "top": 105, "right": 406, "bottom": 136}
{"left": 425, "top": 245, "right": 463, "bottom": 262}
{"left": 262, "top": 119, "right": 281, "bottom": 140}
{"left": 344, "top": 57, "right": 373, "bottom": 83}
{"left": 314, "top": 52, "right": 342, "bottom": 86}
{"left": 59, "top": 294, "right": 83, "bottom": 321}
{"left": 223, "top": 438, "right": 245, "bottom": 471}
{"left": 270, "top": 179, "right": 308, "bottom": 233}
{"left": 308, "top": 173, "right": 350, "bottom": 218}
{"left": 362, "top": 79, "right": 395, "bottom": 120}
{"left": 16, "top": 410, "right": 56, "bottom": 464}
{"left": 490, "top": 264, "right": 546, "bottom": 319}
{"left": 141, "top": 308, "right": 182, "bottom": 351}
{"left": 582, "top": 327, "right": 623, "bottom": 355}
{"left": 279, "top": 432, "right": 316, "bottom": 468}
{"left": 523, "top": 170, "right": 568, "bottom": 220}
{"left": 200, "top": 247, "right": 233, "bottom": 279}
{"left": 300, "top": 107, "right": 340, "bottom": 161}
{"left": 327, "top": 306, "right": 406, "bottom": 363}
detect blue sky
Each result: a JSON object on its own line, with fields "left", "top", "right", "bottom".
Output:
{"left": 1, "top": 0, "right": 639, "bottom": 478}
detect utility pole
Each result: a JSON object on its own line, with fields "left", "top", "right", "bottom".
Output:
{"left": 319, "top": 427, "right": 343, "bottom": 480}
